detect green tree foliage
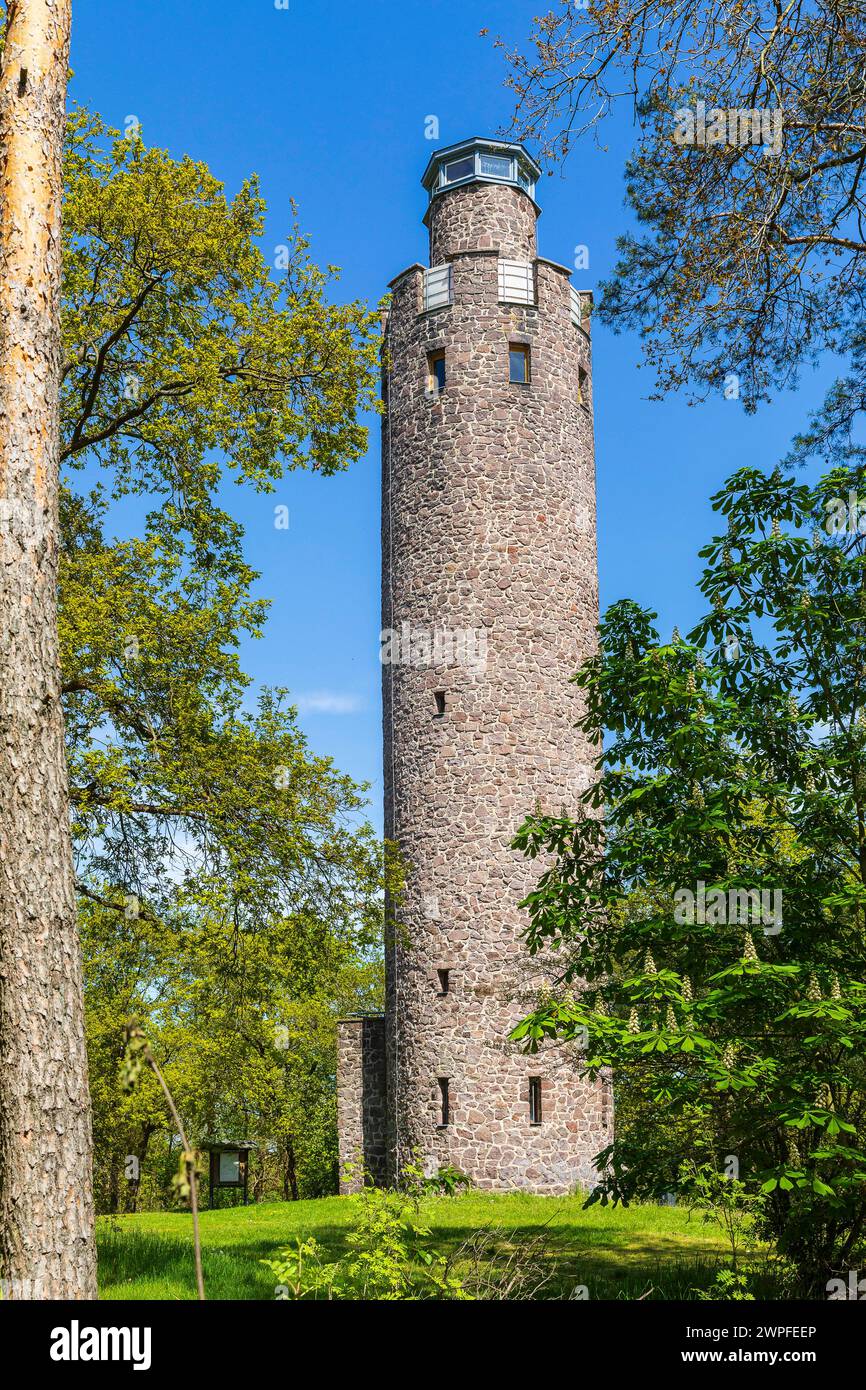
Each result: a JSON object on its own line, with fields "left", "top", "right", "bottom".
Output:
{"left": 511, "top": 465, "right": 866, "bottom": 1294}
{"left": 497, "top": 0, "right": 866, "bottom": 405}
{"left": 264, "top": 1169, "right": 470, "bottom": 1300}
{"left": 62, "top": 110, "right": 377, "bottom": 492}
{"left": 57, "top": 110, "right": 385, "bottom": 1207}
{"left": 86, "top": 892, "right": 383, "bottom": 1213}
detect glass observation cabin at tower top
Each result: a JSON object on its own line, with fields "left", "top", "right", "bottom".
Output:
{"left": 421, "top": 137, "right": 541, "bottom": 203}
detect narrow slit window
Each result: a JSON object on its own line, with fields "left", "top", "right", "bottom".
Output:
{"left": 434, "top": 690, "right": 446, "bottom": 717}
{"left": 428, "top": 350, "right": 446, "bottom": 395}
{"left": 578, "top": 365, "right": 589, "bottom": 410}
{"left": 438, "top": 1077, "right": 450, "bottom": 1126}
{"left": 529, "top": 1076, "right": 542, "bottom": 1125}
{"left": 437, "top": 968, "right": 450, "bottom": 995}
{"left": 509, "top": 344, "right": 530, "bottom": 385}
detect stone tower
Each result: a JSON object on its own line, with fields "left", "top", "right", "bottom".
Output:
{"left": 337, "top": 138, "right": 610, "bottom": 1194}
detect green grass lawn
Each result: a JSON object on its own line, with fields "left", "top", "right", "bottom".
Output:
{"left": 97, "top": 1192, "right": 742, "bottom": 1300}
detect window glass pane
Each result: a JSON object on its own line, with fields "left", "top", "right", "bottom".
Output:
{"left": 509, "top": 347, "right": 529, "bottom": 383}
{"left": 480, "top": 153, "right": 511, "bottom": 178}
{"left": 443, "top": 155, "right": 475, "bottom": 184}
{"left": 219, "top": 1151, "right": 240, "bottom": 1183}
{"left": 430, "top": 354, "right": 446, "bottom": 392}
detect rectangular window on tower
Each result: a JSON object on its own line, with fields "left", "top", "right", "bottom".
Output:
{"left": 509, "top": 343, "right": 530, "bottom": 385}
{"left": 433, "top": 690, "right": 446, "bottom": 717}
{"left": 437, "top": 968, "right": 450, "bottom": 995}
{"left": 443, "top": 155, "right": 475, "bottom": 185}
{"left": 529, "top": 1077, "right": 542, "bottom": 1125}
{"left": 578, "top": 364, "right": 590, "bottom": 411}
{"left": 428, "top": 350, "right": 446, "bottom": 395}
{"left": 480, "top": 152, "right": 512, "bottom": 179}
{"left": 437, "top": 1077, "right": 450, "bottom": 1127}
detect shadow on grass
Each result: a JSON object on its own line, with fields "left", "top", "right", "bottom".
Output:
{"left": 97, "top": 1212, "right": 746, "bottom": 1301}
{"left": 414, "top": 1219, "right": 731, "bottom": 1300}
{"left": 97, "top": 1223, "right": 354, "bottom": 1301}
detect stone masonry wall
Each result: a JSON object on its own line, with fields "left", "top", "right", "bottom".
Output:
{"left": 336, "top": 1016, "right": 387, "bottom": 1192}
{"left": 425, "top": 180, "right": 538, "bottom": 263}
{"left": 380, "top": 176, "right": 610, "bottom": 1193}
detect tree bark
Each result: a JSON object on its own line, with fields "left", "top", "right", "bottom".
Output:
{"left": 0, "top": 0, "right": 96, "bottom": 1299}
{"left": 107, "top": 1153, "right": 120, "bottom": 1217}
{"left": 285, "top": 1140, "right": 299, "bottom": 1202}
{"left": 124, "top": 1123, "right": 155, "bottom": 1214}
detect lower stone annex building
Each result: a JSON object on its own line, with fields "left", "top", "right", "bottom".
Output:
{"left": 337, "top": 138, "right": 611, "bottom": 1194}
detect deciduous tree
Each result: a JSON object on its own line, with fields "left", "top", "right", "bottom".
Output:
{"left": 513, "top": 466, "right": 866, "bottom": 1294}
{"left": 54, "top": 113, "right": 384, "bottom": 1212}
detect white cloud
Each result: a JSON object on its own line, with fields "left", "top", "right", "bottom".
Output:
{"left": 293, "top": 691, "right": 364, "bottom": 715}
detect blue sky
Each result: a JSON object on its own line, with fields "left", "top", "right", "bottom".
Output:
{"left": 69, "top": 0, "right": 835, "bottom": 831}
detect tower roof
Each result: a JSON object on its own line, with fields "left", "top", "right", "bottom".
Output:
{"left": 421, "top": 136, "right": 541, "bottom": 204}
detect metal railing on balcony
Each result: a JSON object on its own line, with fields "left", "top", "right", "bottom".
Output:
{"left": 571, "top": 284, "right": 591, "bottom": 327}
{"left": 498, "top": 258, "right": 535, "bottom": 305}
{"left": 423, "top": 264, "right": 453, "bottom": 312}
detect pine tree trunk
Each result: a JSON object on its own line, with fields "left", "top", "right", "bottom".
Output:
{"left": 0, "top": 0, "right": 96, "bottom": 1299}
